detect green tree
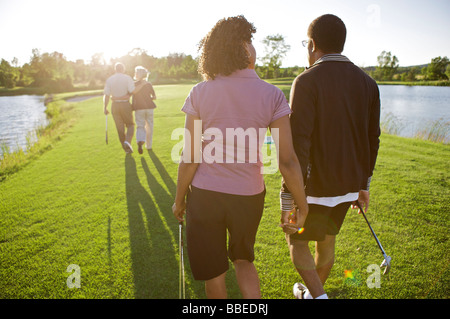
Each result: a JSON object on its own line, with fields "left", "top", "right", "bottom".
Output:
{"left": 406, "top": 66, "right": 419, "bottom": 82}
{"left": 28, "top": 49, "right": 74, "bottom": 91}
{"left": 446, "top": 64, "right": 450, "bottom": 81}
{"left": 260, "top": 34, "right": 291, "bottom": 78}
{"left": 0, "top": 59, "right": 18, "bottom": 88}
{"left": 425, "top": 56, "right": 449, "bottom": 80}
{"left": 375, "top": 51, "right": 399, "bottom": 81}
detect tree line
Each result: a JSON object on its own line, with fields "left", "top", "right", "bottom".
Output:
{"left": 364, "top": 51, "right": 450, "bottom": 83}
{"left": 1, "top": 34, "right": 449, "bottom": 92}
{"left": 0, "top": 49, "right": 200, "bottom": 92}
{"left": 0, "top": 35, "right": 304, "bottom": 93}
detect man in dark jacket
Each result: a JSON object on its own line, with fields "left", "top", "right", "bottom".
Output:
{"left": 280, "top": 14, "right": 381, "bottom": 299}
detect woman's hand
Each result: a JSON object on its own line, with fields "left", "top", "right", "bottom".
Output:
{"left": 172, "top": 201, "right": 186, "bottom": 222}
{"left": 280, "top": 208, "right": 307, "bottom": 235}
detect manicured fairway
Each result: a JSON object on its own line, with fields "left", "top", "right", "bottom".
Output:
{"left": 0, "top": 83, "right": 448, "bottom": 299}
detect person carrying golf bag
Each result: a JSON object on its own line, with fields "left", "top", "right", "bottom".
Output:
{"left": 280, "top": 14, "right": 381, "bottom": 299}
{"left": 172, "top": 15, "right": 309, "bottom": 299}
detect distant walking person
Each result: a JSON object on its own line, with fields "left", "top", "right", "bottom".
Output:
{"left": 280, "top": 14, "right": 381, "bottom": 299}
{"left": 103, "top": 62, "right": 142, "bottom": 153}
{"left": 172, "top": 16, "right": 309, "bottom": 299}
{"left": 132, "top": 66, "right": 157, "bottom": 154}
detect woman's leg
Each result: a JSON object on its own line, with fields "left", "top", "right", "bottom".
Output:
{"left": 135, "top": 110, "right": 146, "bottom": 144}
{"left": 205, "top": 271, "right": 227, "bottom": 299}
{"left": 233, "top": 259, "right": 261, "bottom": 299}
{"left": 145, "top": 109, "right": 154, "bottom": 149}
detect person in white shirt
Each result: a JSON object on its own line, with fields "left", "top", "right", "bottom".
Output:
{"left": 103, "top": 62, "right": 140, "bottom": 153}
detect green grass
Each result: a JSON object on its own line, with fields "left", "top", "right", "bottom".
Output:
{"left": 0, "top": 83, "right": 449, "bottom": 299}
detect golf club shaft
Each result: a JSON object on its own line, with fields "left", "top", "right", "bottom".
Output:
{"left": 179, "top": 222, "right": 185, "bottom": 299}
{"left": 179, "top": 223, "right": 182, "bottom": 299}
{"left": 356, "top": 202, "right": 387, "bottom": 257}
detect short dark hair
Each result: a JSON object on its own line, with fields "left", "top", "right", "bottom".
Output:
{"left": 307, "top": 14, "right": 346, "bottom": 53}
{"left": 198, "top": 15, "right": 256, "bottom": 81}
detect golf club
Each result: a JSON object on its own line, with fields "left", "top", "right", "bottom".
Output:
{"left": 179, "top": 221, "right": 186, "bottom": 299}
{"left": 105, "top": 115, "right": 108, "bottom": 145}
{"left": 355, "top": 201, "right": 391, "bottom": 275}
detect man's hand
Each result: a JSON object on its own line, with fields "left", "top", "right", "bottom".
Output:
{"left": 352, "top": 190, "right": 370, "bottom": 214}
{"left": 172, "top": 201, "right": 186, "bottom": 223}
{"left": 103, "top": 95, "right": 110, "bottom": 115}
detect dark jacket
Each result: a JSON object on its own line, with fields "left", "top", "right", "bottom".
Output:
{"left": 282, "top": 58, "right": 381, "bottom": 198}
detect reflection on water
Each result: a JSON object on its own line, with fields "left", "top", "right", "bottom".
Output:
{"left": 0, "top": 95, "right": 48, "bottom": 155}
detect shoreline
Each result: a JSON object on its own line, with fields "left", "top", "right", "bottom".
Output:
{"left": 1, "top": 79, "right": 449, "bottom": 97}
{"left": 376, "top": 80, "right": 450, "bottom": 87}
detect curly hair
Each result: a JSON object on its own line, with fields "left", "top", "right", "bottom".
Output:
{"left": 198, "top": 15, "right": 256, "bottom": 81}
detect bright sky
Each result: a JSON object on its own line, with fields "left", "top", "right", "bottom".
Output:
{"left": 1, "top": 0, "right": 449, "bottom": 68}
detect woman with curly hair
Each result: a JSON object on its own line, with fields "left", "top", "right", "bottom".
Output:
{"left": 172, "top": 15, "right": 309, "bottom": 299}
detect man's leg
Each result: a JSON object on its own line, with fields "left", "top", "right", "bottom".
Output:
{"left": 122, "top": 102, "right": 135, "bottom": 145}
{"left": 233, "top": 259, "right": 261, "bottom": 299}
{"left": 111, "top": 103, "right": 125, "bottom": 145}
{"left": 315, "top": 235, "right": 336, "bottom": 285}
{"left": 314, "top": 202, "right": 351, "bottom": 285}
{"left": 287, "top": 236, "right": 325, "bottom": 298}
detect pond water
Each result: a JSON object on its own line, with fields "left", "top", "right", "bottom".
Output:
{"left": 378, "top": 85, "right": 449, "bottom": 141}
{"left": 0, "top": 95, "right": 48, "bottom": 155}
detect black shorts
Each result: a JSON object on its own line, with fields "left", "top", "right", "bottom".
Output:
{"left": 186, "top": 186, "right": 265, "bottom": 281}
{"left": 288, "top": 202, "right": 351, "bottom": 242}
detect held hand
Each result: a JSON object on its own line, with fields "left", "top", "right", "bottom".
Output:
{"left": 280, "top": 209, "right": 307, "bottom": 235}
{"left": 172, "top": 201, "right": 186, "bottom": 222}
{"left": 104, "top": 108, "right": 109, "bottom": 115}
{"left": 352, "top": 190, "right": 370, "bottom": 214}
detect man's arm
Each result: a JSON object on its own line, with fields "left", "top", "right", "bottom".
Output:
{"left": 103, "top": 95, "right": 110, "bottom": 115}
{"left": 354, "top": 84, "right": 381, "bottom": 213}
{"left": 368, "top": 85, "right": 381, "bottom": 179}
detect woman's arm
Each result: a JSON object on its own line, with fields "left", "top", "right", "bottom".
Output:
{"left": 269, "top": 115, "right": 309, "bottom": 234}
{"left": 172, "top": 113, "right": 202, "bottom": 222}
{"left": 149, "top": 83, "right": 157, "bottom": 100}
{"left": 111, "top": 81, "right": 147, "bottom": 101}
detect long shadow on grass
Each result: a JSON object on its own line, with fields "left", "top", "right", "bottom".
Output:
{"left": 143, "top": 152, "right": 240, "bottom": 298}
{"left": 141, "top": 156, "right": 207, "bottom": 298}
{"left": 147, "top": 150, "right": 176, "bottom": 197}
{"left": 125, "top": 154, "right": 179, "bottom": 298}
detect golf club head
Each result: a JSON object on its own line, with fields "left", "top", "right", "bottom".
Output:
{"left": 380, "top": 255, "right": 392, "bottom": 275}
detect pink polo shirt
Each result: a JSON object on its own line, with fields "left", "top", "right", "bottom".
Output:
{"left": 181, "top": 68, "right": 291, "bottom": 196}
